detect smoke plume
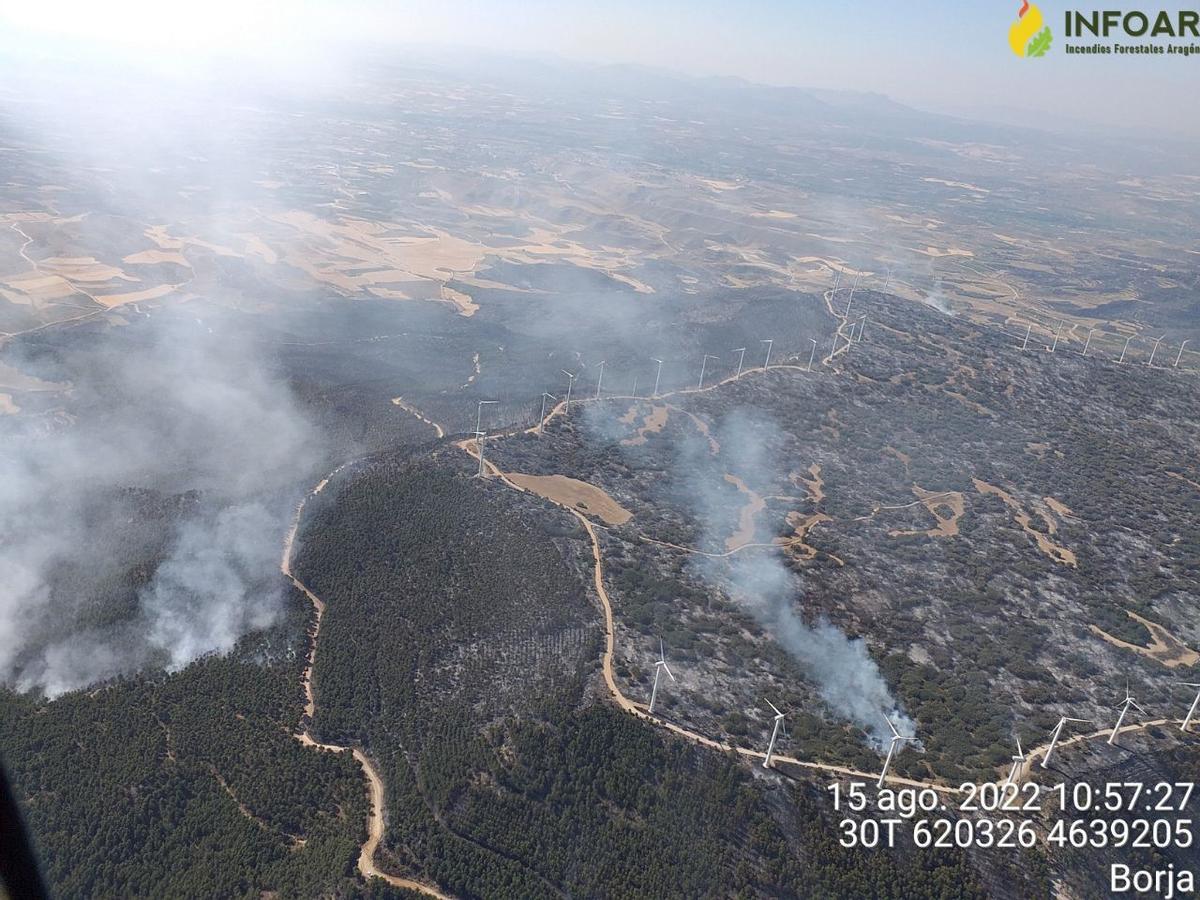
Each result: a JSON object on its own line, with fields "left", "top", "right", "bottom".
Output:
{"left": 680, "top": 408, "right": 915, "bottom": 748}
{"left": 0, "top": 310, "right": 319, "bottom": 697}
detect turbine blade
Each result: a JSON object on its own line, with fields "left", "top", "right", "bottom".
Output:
{"left": 766, "top": 699, "right": 782, "bottom": 717}
{"left": 663, "top": 661, "right": 676, "bottom": 682}
{"left": 884, "top": 714, "right": 901, "bottom": 738}
{"left": 1130, "top": 700, "right": 1148, "bottom": 714}
{"left": 1016, "top": 735, "right": 1023, "bottom": 757}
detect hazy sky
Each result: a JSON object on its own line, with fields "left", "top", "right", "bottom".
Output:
{"left": 1, "top": 0, "right": 1197, "bottom": 138}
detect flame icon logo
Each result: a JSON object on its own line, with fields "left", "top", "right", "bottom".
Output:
{"left": 1009, "top": 1, "right": 1053, "bottom": 57}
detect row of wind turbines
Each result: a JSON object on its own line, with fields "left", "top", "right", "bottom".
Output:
{"left": 468, "top": 264, "right": 900, "bottom": 474}
{"left": 1019, "top": 321, "right": 1193, "bottom": 368}
{"left": 468, "top": 269, "right": 1197, "bottom": 792}
{"left": 648, "top": 635, "right": 1200, "bottom": 790}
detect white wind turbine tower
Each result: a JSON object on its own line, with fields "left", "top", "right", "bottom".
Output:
{"left": 760, "top": 338, "right": 773, "bottom": 370}
{"left": 1020, "top": 323, "right": 1033, "bottom": 351}
{"left": 1175, "top": 340, "right": 1191, "bottom": 368}
{"left": 537, "top": 392, "right": 557, "bottom": 436}
{"left": 762, "top": 700, "right": 785, "bottom": 769}
{"left": 474, "top": 400, "right": 498, "bottom": 477}
{"left": 806, "top": 338, "right": 818, "bottom": 372}
{"left": 561, "top": 370, "right": 576, "bottom": 412}
{"left": 1119, "top": 335, "right": 1135, "bottom": 364}
{"left": 1177, "top": 682, "right": 1200, "bottom": 733}
{"left": 1041, "top": 716, "right": 1091, "bottom": 769}
{"left": 1050, "top": 321, "right": 1064, "bottom": 353}
{"left": 594, "top": 360, "right": 606, "bottom": 399}
{"left": 1081, "top": 328, "right": 1096, "bottom": 357}
{"left": 831, "top": 270, "right": 841, "bottom": 300}
{"left": 1109, "top": 683, "right": 1147, "bottom": 745}
{"left": 856, "top": 314, "right": 867, "bottom": 342}
{"left": 846, "top": 273, "right": 861, "bottom": 318}
{"left": 651, "top": 358, "right": 664, "bottom": 398}
{"left": 472, "top": 431, "right": 488, "bottom": 477}
{"left": 1004, "top": 734, "right": 1026, "bottom": 787}
{"left": 697, "top": 354, "right": 719, "bottom": 389}
{"left": 877, "top": 714, "right": 917, "bottom": 788}
{"left": 647, "top": 639, "right": 675, "bottom": 715}
{"left": 1147, "top": 335, "right": 1166, "bottom": 367}
{"left": 732, "top": 347, "right": 747, "bottom": 379}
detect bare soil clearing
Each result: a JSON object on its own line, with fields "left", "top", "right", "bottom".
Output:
{"left": 723, "top": 473, "right": 765, "bottom": 550}
{"left": 1091, "top": 611, "right": 1199, "bottom": 669}
{"left": 973, "top": 478, "right": 1077, "bottom": 567}
{"left": 889, "top": 485, "right": 965, "bottom": 539}
{"left": 791, "top": 463, "right": 825, "bottom": 503}
{"left": 619, "top": 403, "right": 669, "bottom": 446}
{"left": 506, "top": 473, "right": 632, "bottom": 526}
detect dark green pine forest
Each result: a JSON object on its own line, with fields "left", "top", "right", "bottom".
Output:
{"left": 1, "top": 443, "right": 993, "bottom": 898}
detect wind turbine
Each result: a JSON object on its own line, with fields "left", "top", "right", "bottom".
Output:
{"left": 1050, "top": 321, "right": 1064, "bottom": 353}
{"left": 697, "top": 354, "right": 719, "bottom": 390}
{"left": 882, "top": 266, "right": 892, "bottom": 292}
{"left": 472, "top": 431, "right": 488, "bottom": 477}
{"left": 846, "top": 273, "right": 861, "bottom": 317}
{"left": 651, "top": 358, "right": 664, "bottom": 398}
{"left": 647, "top": 639, "right": 675, "bottom": 714}
{"left": 474, "top": 400, "right": 498, "bottom": 477}
{"left": 1020, "top": 323, "right": 1033, "bottom": 351}
{"left": 856, "top": 314, "right": 867, "bottom": 342}
{"left": 594, "top": 360, "right": 606, "bottom": 399}
{"left": 1004, "top": 734, "right": 1026, "bottom": 787}
{"left": 762, "top": 700, "right": 785, "bottom": 769}
{"left": 1081, "top": 328, "right": 1096, "bottom": 357}
{"left": 1109, "top": 683, "right": 1147, "bottom": 745}
{"left": 1178, "top": 682, "right": 1200, "bottom": 733}
{"left": 877, "top": 714, "right": 917, "bottom": 788}
{"left": 1175, "top": 340, "right": 1191, "bottom": 368}
{"left": 831, "top": 270, "right": 841, "bottom": 299}
{"left": 1147, "top": 335, "right": 1166, "bottom": 367}
{"left": 806, "top": 338, "right": 818, "bottom": 372}
{"left": 475, "top": 399, "right": 498, "bottom": 436}
{"left": 1119, "top": 335, "right": 1135, "bottom": 364}
{"left": 760, "top": 339, "right": 773, "bottom": 370}
{"left": 537, "top": 393, "right": 557, "bottom": 436}
{"left": 561, "top": 370, "right": 576, "bottom": 412}
{"left": 1041, "top": 716, "right": 1091, "bottom": 769}
{"left": 732, "top": 347, "right": 747, "bottom": 380}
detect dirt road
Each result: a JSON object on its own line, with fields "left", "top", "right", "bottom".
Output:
{"left": 391, "top": 349, "right": 1185, "bottom": 849}
{"left": 283, "top": 474, "right": 451, "bottom": 899}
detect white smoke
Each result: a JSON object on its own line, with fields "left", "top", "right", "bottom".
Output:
{"left": 143, "top": 503, "right": 284, "bottom": 671}
{"left": 0, "top": 310, "right": 320, "bottom": 697}
{"left": 681, "top": 408, "right": 915, "bottom": 748}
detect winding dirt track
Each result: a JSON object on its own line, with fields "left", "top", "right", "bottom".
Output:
{"left": 461, "top": 433, "right": 963, "bottom": 794}
{"left": 282, "top": 476, "right": 451, "bottom": 899}
{"left": 288, "top": 313, "right": 1182, "bottom": 892}
{"left": 453, "top": 333, "right": 1177, "bottom": 792}
{"left": 1017, "top": 719, "right": 1173, "bottom": 783}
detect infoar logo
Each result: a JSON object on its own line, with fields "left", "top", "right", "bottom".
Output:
{"left": 1009, "top": 1, "right": 1053, "bottom": 56}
